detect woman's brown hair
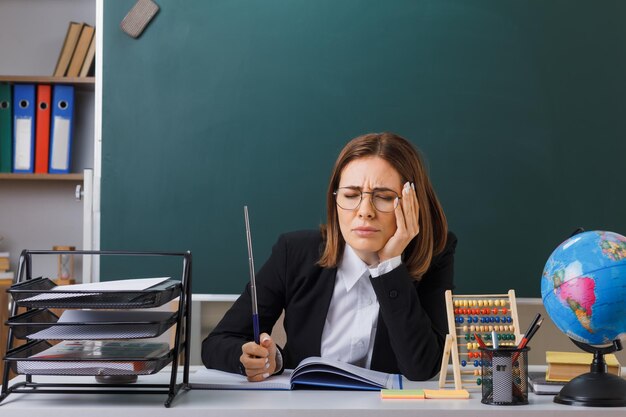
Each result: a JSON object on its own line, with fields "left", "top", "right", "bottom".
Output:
{"left": 318, "top": 132, "right": 448, "bottom": 280}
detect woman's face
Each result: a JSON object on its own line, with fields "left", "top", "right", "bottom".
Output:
{"left": 336, "top": 156, "right": 404, "bottom": 265}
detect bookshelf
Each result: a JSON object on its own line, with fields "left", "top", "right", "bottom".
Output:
{"left": 0, "top": 173, "right": 84, "bottom": 181}
{"left": 0, "top": 0, "right": 97, "bottom": 284}
{"left": 0, "top": 76, "right": 94, "bottom": 90}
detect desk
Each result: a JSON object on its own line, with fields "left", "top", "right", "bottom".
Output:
{"left": 0, "top": 366, "right": 624, "bottom": 416}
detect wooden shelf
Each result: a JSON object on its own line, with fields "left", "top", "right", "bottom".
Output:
{"left": 0, "top": 76, "right": 94, "bottom": 91}
{"left": 0, "top": 173, "right": 84, "bottom": 181}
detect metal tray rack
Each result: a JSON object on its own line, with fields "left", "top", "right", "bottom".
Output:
{"left": 1, "top": 250, "right": 192, "bottom": 407}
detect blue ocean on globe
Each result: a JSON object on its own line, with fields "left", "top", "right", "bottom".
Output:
{"left": 541, "top": 231, "right": 626, "bottom": 346}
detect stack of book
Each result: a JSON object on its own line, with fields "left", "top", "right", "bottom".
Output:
{"left": 528, "top": 351, "right": 622, "bottom": 395}
{"left": 545, "top": 351, "right": 621, "bottom": 381}
{"left": 54, "top": 21, "right": 96, "bottom": 78}
{"left": 0, "top": 252, "right": 13, "bottom": 280}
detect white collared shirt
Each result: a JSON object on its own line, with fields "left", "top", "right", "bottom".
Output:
{"left": 319, "top": 245, "right": 401, "bottom": 369}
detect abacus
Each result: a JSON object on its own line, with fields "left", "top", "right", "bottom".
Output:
{"left": 438, "top": 290, "right": 521, "bottom": 390}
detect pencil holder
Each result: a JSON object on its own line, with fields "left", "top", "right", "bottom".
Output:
{"left": 479, "top": 346, "right": 529, "bottom": 405}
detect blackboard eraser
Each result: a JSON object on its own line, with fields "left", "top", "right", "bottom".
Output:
{"left": 120, "top": 0, "right": 160, "bottom": 39}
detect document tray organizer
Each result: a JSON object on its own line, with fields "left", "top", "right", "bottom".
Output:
{"left": 5, "top": 340, "right": 175, "bottom": 376}
{"left": 7, "top": 309, "right": 178, "bottom": 340}
{"left": 8, "top": 276, "right": 181, "bottom": 309}
{"left": 1, "top": 250, "right": 192, "bottom": 408}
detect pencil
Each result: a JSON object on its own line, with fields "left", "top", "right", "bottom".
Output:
{"left": 512, "top": 317, "right": 543, "bottom": 363}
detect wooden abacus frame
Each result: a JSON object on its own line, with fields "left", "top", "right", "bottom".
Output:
{"left": 438, "top": 290, "right": 521, "bottom": 390}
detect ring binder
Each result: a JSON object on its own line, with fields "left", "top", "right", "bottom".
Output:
{"left": 0, "top": 249, "right": 192, "bottom": 408}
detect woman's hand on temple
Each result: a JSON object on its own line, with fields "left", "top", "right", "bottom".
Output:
{"left": 240, "top": 333, "right": 278, "bottom": 381}
{"left": 377, "top": 181, "right": 420, "bottom": 262}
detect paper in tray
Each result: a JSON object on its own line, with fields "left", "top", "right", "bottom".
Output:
{"left": 8, "top": 277, "right": 181, "bottom": 309}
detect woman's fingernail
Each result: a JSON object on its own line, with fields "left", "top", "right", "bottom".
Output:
{"left": 263, "top": 373, "right": 270, "bottom": 379}
{"left": 261, "top": 336, "right": 270, "bottom": 343}
{"left": 265, "top": 357, "right": 269, "bottom": 364}
{"left": 265, "top": 362, "right": 270, "bottom": 369}
{"left": 411, "top": 182, "right": 415, "bottom": 190}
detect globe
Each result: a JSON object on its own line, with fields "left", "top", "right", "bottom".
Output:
{"left": 541, "top": 230, "right": 626, "bottom": 346}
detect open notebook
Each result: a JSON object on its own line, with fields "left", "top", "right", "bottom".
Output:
{"left": 192, "top": 356, "right": 402, "bottom": 391}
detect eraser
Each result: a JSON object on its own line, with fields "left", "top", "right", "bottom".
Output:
{"left": 120, "top": 0, "right": 160, "bottom": 38}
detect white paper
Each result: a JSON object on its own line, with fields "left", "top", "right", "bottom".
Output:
{"left": 22, "top": 277, "right": 171, "bottom": 302}
{"left": 56, "top": 310, "right": 173, "bottom": 322}
{"left": 192, "top": 368, "right": 292, "bottom": 390}
{"left": 14, "top": 117, "right": 32, "bottom": 170}
{"left": 50, "top": 116, "right": 70, "bottom": 170}
{"left": 52, "top": 277, "right": 170, "bottom": 292}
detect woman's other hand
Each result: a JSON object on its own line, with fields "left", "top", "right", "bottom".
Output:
{"left": 377, "top": 181, "right": 420, "bottom": 262}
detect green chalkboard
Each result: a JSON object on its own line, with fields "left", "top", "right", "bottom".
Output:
{"left": 102, "top": 0, "right": 626, "bottom": 297}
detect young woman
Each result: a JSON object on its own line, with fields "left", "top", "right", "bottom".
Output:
{"left": 202, "top": 132, "right": 456, "bottom": 381}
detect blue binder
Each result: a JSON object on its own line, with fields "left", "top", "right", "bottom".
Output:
{"left": 49, "top": 85, "right": 74, "bottom": 174}
{"left": 12, "top": 84, "right": 36, "bottom": 173}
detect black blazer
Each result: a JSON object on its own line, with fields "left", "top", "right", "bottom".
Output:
{"left": 202, "top": 230, "right": 457, "bottom": 380}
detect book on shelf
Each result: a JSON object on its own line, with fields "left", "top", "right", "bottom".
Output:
{"left": 0, "top": 82, "right": 11, "bottom": 173}
{"left": 66, "top": 24, "right": 95, "bottom": 77}
{"left": 546, "top": 351, "right": 621, "bottom": 382}
{"left": 192, "top": 356, "right": 402, "bottom": 391}
{"left": 79, "top": 29, "right": 96, "bottom": 77}
{"left": 12, "top": 84, "right": 36, "bottom": 173}
{"left": 53, "top": 21, "right": 85, "bottom": 77}
{"left": 20, "top": 340, "right": 170, "bottom": 373}
{"left": 48, "top": 84, "right": 74, "bottom": 173}
{"left": 528, "top": 371, "right": 564, "bottom": 395}
{"left": 34, "top": 84, "right": 52, "bottom": 173}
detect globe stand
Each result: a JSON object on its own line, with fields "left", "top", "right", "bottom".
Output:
{"left": 554, "top": 338, "right": 626, "bottom": 407}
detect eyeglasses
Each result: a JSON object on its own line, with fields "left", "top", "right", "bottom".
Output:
{"left": 333, "top": 188, "right": 401, "bottom": 213}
